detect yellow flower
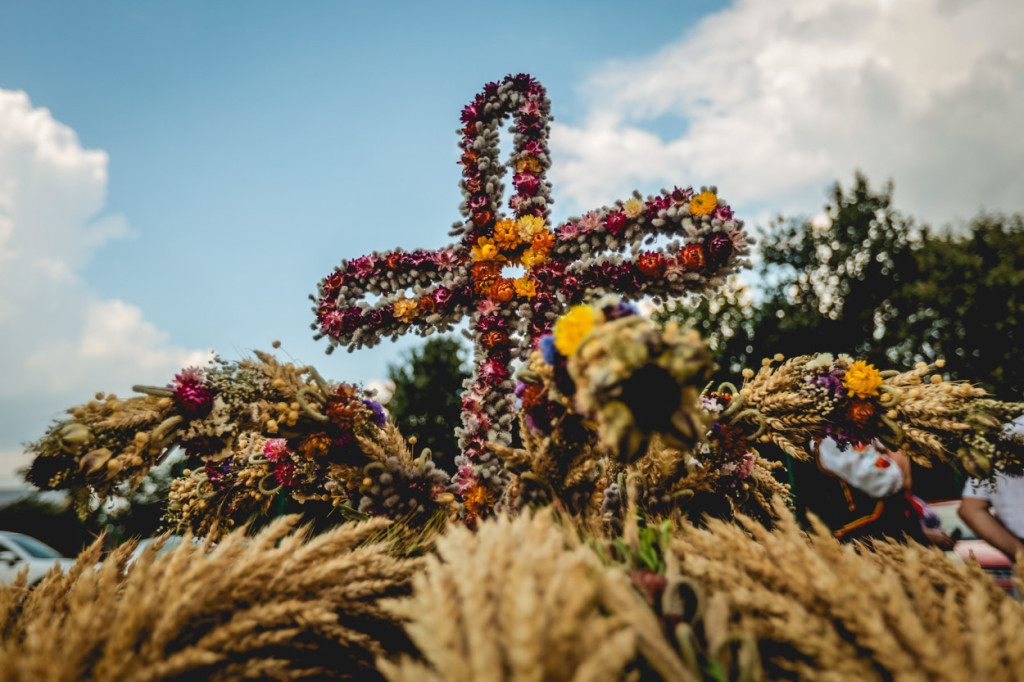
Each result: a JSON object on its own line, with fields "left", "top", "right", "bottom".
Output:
{"left": 493, "top": 219, "right": 521, "bottom": 251}
{"left": 689, "top": 191, "right": 718, "bottom": 216}
{"left": 553, "top": 305, "right": 595, "bottom": 357}
{"left": 513, "top": 276, "right": 537, "bottom": 299}
{"left": 623, "top": 198, "right": 644, "bottom": 218}
{"left": 471, "top": 236, "right": 505, "bottom": 262}
{"left": 393, "top": 298, "right": 418, "bottom": 322}
{"left": 516, "top": 156, "right": 542, "bottom": 173}
{"left": 519, "top": 247, "right": 549, "bottom": 270}
{"left": 517, "top": 215, "right": 548, "bottom": 241}
{"left": 842, "top": 360, "right": 883, "bottom": 398}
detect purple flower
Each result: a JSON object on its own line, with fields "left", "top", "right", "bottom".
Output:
{"left": 363, "top": 399, "right": 387, "bottom": 427}
{"left": 808, "top": 368, "right": 846, "bottom": 399}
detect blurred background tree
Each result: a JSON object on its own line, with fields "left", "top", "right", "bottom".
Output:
{"left": 657, "top": 173, "right": 1024, "bottom": 498}
{"left": 386, "top": 335, "right": 470, "bottom": 476}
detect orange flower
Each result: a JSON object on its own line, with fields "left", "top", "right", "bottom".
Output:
{"left": 844, "top": 398, "right": 877, "bottom": 427}
{"left": 491, "top": 279, "right": 515, "bottom": 302}
{"left": 689, "top": 191, "right": 718, "bottom": 216}
{"left": 516, "top": 156, "right": 542, "bottom": 173}
{"left": 529, "top": 231, "right": 555, "bottom": 252}
{"left": 299, "top": 434, "right": 333, "bottom": 460}
{"left": 417, "top": 295, "right": 436, "bottom": 315}
{"left": 493, "top": 219, "right": 521, "bottom": 251}
{"left": 514, "top": 276, "right": 537, "bottom": 299}
{"left": 678, "top": 243, "right": 706, "bottom": 271}
{"left": 463, "top": 484, "right": 495, "bottom": 519}
{"left": 393, "top": 298, "right": 418, "bottom": 322}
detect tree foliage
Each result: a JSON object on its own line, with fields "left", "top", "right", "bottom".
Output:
{"left": 659, "top": 172, "right": 1024, "bottom": 400}
{"left": 386, "top": 336, "right": 470, "bottom": 476}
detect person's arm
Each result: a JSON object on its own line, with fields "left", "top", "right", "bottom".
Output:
{"left": 958, "top": 497, "right": 1024, "bottom": 560}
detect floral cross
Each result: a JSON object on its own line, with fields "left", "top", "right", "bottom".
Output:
{"left": 313, "top": 74, "right": 750, "bottom": 506}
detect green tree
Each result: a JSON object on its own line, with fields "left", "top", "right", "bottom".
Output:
{"left": 386, "top": 336, "right": 470, "bottom": 476}
{"left": 886, "top": 212, "right": 1024, "bottom": 400}
{"left": 659, "top": 172, "right": 923, "bottom": 376}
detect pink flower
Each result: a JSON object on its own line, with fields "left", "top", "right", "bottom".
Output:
{"left": 349, "top": 256, "right": 376, "bottom": 278}
{"left": 481, "top": 358, "right": 509, "bottom": 381}
{"left": 476, "top": 299, "right": 500, "bottom": 315}
{"left": 456, "top": 464, "right": 479, "bottom": 494}
{"left": 713, "top": 205, "right": 734, "bottom": 221}
{"left": 513, "top": 172, "right": 540, "bottom": 195}
{"left": 737, "top": 451, "right": 756, "bottom": 479}
{"left": 433, "top": 249, "right": 459, "bottom": 272}
{"left": 264, "top": 439, "right": 289, "bottom": 462}
{"left": 509, "top": 194, "right": 529, "bottom": 214}
{"left": 579, "top": 211, "right": 601, "bottom": 232}
{"left": 173, "top": 368, "right": 214, "bottom": 417}
{"left": 557, "top": 221, "right": 580, "bottom": 239}
{"left": 519, "top": 99, "right": 541, "bottom": 116}
{"left": 727, "top": 227, "right": 748, "bottom": 252}
{"left": 523, "top": 140, "right": 544, "bottom": 156}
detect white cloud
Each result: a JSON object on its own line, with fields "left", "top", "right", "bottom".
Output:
{"left": 550, "top": 0, "right": 1024, "bottom": 227}
{"left": 0, "top": 89, "right": 210, "bottom": 486}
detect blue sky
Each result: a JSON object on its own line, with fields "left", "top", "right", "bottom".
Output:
{"left": 2, "top": 0, "right": 1023, "bottom": 485}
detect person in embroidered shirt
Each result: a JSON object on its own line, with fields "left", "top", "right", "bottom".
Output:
{"left": 791, "top": 436, "right": 928, "bottom": 544}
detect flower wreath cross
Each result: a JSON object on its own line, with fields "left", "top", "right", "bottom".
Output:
{"left": 313, "top": 73, "right": 750, "bottom": 500}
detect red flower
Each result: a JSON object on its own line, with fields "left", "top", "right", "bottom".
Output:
{"left": 385, "top": 252, "right": 403, "bottom": 271}
{"left": 605, "top": 210, "right": 628, "bottom": 236}
{"left": 321, "top": 271, "right": 344, "bottom": 293}
{"left": 637, "top": 252, "right": 666, "bottom": 278}
{"left": 843, "top": 399, "right": 877, "bottom": 428}
{"left": 482, "top": 330, "right": 508, "bottom": 349}
{"left": 678, "top": 244, "right": 706, "bottom": 271}
{"left": 703, "top": 232, "right": 734, "bottom": 266}
{"left": 464, "top": 176, "right": 482, "bottom": 194}
{"left": 472, "top": 210, "right": 494, "bottom": 228}
{"left": 671, "top": 186, "right": 694, "bottom": 204}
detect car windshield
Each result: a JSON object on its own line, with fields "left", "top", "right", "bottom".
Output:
{"left": 4, "top": 534, "right": 63, "bottom": 558}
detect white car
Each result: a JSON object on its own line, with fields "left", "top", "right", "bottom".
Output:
{"left": 0, "top": 531, "right": 77, "bottom": 587}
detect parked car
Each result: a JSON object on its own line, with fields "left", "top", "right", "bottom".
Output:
{"left": 929, "top": 500, "right": 1015, "bottom": 593}
{"left": 125, "top": 536, "right": 207, "bottom": 566}
{"left": 0, "top": 531, "right": 77, "bottom": 587}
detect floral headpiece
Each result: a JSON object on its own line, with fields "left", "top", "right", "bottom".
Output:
{"left": 312, "top": 74, "right": 751, "bottom": 504}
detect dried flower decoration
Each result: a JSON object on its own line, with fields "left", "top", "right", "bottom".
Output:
{"left": 715, "top": 353, "right": 1024, "bottom": 478}
{"left": 312, "top": 74, "right": 751, "bottom": 512}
